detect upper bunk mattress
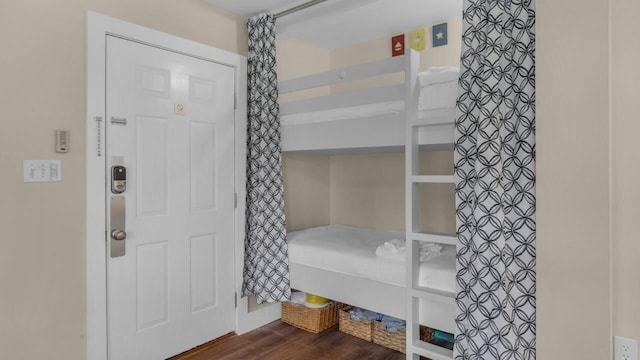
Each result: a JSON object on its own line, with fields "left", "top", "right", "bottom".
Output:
{"left": 280, "top": 67, "right": 459, "bottom": 126}
{"left": 287, "top": 224, "right": 455, "bottom": 293}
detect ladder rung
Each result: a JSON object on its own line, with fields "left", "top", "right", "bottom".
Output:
{"left": 408, "top": 232, "right": 457, "bottom": 246}
{"left": 410, "top": 340, "right": 454, "bottom": 360}
{"left": 411, "top": 175, "right": 455, "bottom": 184}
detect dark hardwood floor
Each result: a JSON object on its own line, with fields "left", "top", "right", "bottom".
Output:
{"left": 173, "top": 320, "right": 407, "bottom": 360}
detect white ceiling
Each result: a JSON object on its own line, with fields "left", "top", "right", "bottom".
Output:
{"left": 205, "top": 0, "right": 462, "bottom": 49}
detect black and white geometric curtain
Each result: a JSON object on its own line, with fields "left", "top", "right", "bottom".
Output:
{"left": 454, "top": 0, "right": 536, "bottom": 359}
{"left": 242, "top": 13, "right": 291, "bottom": 304}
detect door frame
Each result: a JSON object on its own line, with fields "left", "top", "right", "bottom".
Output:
{"left": 86, "top": 12, "right": 277, "bottom": 360}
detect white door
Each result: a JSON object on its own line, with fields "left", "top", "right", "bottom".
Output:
{"left": 105, "top": 36, "right": 236, "bottom": 360}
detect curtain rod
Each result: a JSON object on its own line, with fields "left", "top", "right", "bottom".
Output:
{"left": 274, "top": 0, "right": 328, "bottom": 19}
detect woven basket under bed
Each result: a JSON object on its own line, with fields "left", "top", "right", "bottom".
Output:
{"left": 373, "top": 321, "right": 406, "bottom": 353}
{"left": 338, "top": 306, "right": 374, "bottom": 341}
{"left": 372, "top": 321, "right": 436, "bottom": 354}
{"left": 281, "top": 301, "right": 343, "bottom": 334}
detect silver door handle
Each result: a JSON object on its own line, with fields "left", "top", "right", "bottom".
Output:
{"left": 111, "top": 229, "right": 127, "bottom": 241}
{"left": 110, "top": 196, "right": 126, "bottom": 258}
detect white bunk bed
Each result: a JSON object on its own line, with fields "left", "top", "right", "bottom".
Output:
{"left": 279, "top": 51, "right": 457, "bottom": 153}
{"left": 288, "top": 225, "right": 455, "bottom": 333}
{"left": 280, "top": 50, "right": 457, "bottom": 360}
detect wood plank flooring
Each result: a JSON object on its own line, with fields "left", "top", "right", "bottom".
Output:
{"left": 172, "top": 320, "right": 407, "bottom": 360}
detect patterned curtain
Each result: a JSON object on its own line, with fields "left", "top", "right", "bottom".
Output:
{"left": 242, "top": 13, "right": 291, "bottom": 304}
{"left": 454, "top": 0, "right": 535, "bottom": 359}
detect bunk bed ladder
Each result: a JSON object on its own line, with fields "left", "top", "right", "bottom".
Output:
{"left": 404, "top": 50, "right": 455, "bottom": 360}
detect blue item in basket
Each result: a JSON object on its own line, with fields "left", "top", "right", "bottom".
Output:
{"left": 434, "top": 329, "right": 455, "bottom": 343}
{"left": 380, "top": 315, "right": 406, "bottom": 334}
{"left": 349, "top": 307, "right": 382, "bottom": 322}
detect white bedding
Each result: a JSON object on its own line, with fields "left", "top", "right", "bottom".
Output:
{"left": 287, "top": 224, "right": 455, "bottom": 293}
{"left": 280, "top": 70, "right": 459, "bottom": 126}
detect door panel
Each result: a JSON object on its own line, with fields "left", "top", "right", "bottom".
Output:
{"left": 136, "top": 116, "right": 169, "bottom": 217}
{"left": 136, "top": 242, "right": 169, "bottom": 331}
{"left": 190, "top": 122, "right": 217, "bottom": 211}
{"left": 106, "top": 35, "right": 235, "bottom": 360}
{"left": 190, "top": 233, "right": 217, "bottom": 312}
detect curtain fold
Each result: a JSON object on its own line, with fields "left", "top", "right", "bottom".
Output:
{"left": 242, "top": 13, "right": 291, "bottom": 304}
{"left": 454, "top": 0, "right": 536, "bottom": 359}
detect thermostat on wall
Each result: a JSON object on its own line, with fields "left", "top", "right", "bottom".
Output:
{"left": 56, "top": 129, "right": 70, "bottom": 153}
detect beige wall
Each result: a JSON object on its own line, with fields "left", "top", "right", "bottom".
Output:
{"left": 283, "top": 151, "right": 455, "bottom": 235}
{"left": 612, "top": 0, "right": 640, "bottom": 341}
{"left": 282, "top": 153, "right": 331, "bottom": 232}
{"left": 277, "top": 38, "right": 331, "bottom": 101}
{"left": 329, "top": 153, "right": 405, "bottom": 231}
{"left": 329, "top": 151, "right": 455, "bottom": 233}
{"left": 0, "top": 1, "right": 246, "bottom": 359}
{"left": 276, "top": 39, "right": 332, "bottom": 232}
{"left": 537, "top": 0, "right": 612, "bottom": 359}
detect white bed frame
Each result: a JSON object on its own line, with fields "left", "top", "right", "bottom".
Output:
{"left": 280, "top": 50, "right": 456, "bottom": 360}
{"left": 279, "top": 50, "right": 455, "bottom": 153}
{"left": 289, "top": 263, "right": 405, "bottom": 320}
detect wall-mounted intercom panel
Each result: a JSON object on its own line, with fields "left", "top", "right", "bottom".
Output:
{"left": 55, "top": 129, "right": 70, "bottom": 153}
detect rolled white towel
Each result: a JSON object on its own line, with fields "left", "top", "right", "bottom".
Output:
{"left": 376, "top": 238, "right": 406, "bottom": 261}
{"left": 290, "top": 291, "right": 307, "bottom": 305}
{"left": 419, "top": 66, "right": 460, "bottom": 87}
{"left": 376, "top": 239, "right": 444, "bottom": 262}
{"left": 419, "top": 242, "right": 443, "bottom": 262}
{"left": 384, "top": 238, "right": 406, "bottom": 252}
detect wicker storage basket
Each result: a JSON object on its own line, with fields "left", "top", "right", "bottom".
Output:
{"left": 372, "top": 322, "right": 436, "bottom": 354}
{"left": 373, "top": 320, "right": 406, "bottom": 353}
{"left": 338, "top": 306, "right": 374, "bottom": 341}
{"left": 420, "top": 326, "right": 435, "bottom": 343}
{"left": 281, "top": 301, "right": 342, "bottom": 334}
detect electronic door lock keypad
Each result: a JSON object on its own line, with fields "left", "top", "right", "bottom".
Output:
{"left": 111, "top": 166, "right": 127, "bottom": 194}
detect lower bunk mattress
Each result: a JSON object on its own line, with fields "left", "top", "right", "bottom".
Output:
{"left": 287, "top": 225, "right": 456, "bottom": 332}
{"left": 288, "top": 224, "right": 455, "bottom": 293}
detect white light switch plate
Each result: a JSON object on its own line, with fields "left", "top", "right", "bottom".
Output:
{"left": 23, "top": 160, "right": 62, "bottom": 183}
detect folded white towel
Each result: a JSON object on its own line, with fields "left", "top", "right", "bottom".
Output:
{"left": 419, "top": 66, "right": 460, "bottom": 87}
{"left": 376, "top": 238, "right": 444, "bottom": 263}
{"left": 419, "top": 242, "right": 443, "bottom": 262}
{"left": 375, "top": 238, "right": 406, "bottom": 261}
{"left": 382, "top": 238, "right": 406, "bottom": 253}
